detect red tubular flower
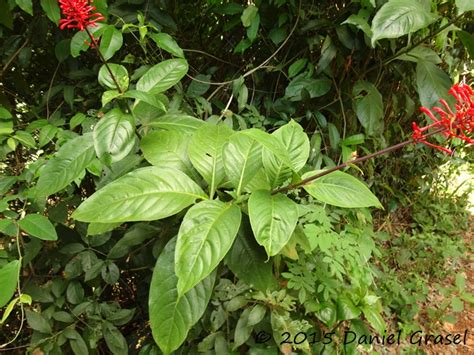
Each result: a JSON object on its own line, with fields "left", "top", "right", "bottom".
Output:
{"left": 59, "top": 0, "right": 105, "bottom": 31}
{"left": 412, "top": 83, "right": 474, "bottom": 154}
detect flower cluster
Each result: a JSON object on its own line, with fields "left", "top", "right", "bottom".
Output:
{"left": 59, "top": 0, "right": 105, "bottom": 31}
{"left": 412, "top": 83, "right": 474, "bottom": 154}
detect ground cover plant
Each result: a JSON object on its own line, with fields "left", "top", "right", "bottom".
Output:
{"left": 0, "top": 0, "right": 473, "bottom": 354}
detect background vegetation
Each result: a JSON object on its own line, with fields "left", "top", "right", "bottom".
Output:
{"left": 0, "top": 0, "right": 472, "bottom": 354}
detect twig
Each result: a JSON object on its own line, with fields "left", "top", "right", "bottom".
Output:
{"left": 0, "top": 38, "right": 29, "bottom": 79}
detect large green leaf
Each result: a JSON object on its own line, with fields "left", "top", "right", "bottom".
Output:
{"left": 149, "top": 237, "right": 215, "bottom": 355}
{"left": 285, "top": 76, "right": 331, "bottom": 101}
{"left": 16, "top": 0, "right": 33, "bottom": 15}
{"left": 226, "top": 217, "right": 278, "bottom": 292}
{"left": 371, "top": 0, "right": 437, "bottom": 46}
{"left": 302, "top": 170, "right": 382, "bottom": 208}
{"left": 147, "top": 114, "right": 204, "bottom": 133}
{"left": 140, "top": 130, "right": 195, "bottom": 176}
{"left": 70, "top": 24, "right": 105, "bottom": 57}
{"left": 262, "top": 120, "right": 309, "bottom": 188}
{"left": 149, "top": 32, "right": 184, "bottom": 58}
{"left": 248, "top": 190, "right": 299, "bottom": 257}
{"left": 72, "top": 167, "right": 206, "bottom": 223}
{"left": 98, "top": 64, "right": 129, "bottom": 92}
{"left": 40, "top": 0, "right": 60, "bottom": 24}
{"left": 36, "top": 134, "right": 96, "bottom": 197}
{"left": 18, "top": 214, "right": 57, "bottom": 241}
{"left": 99, "top": 25, "right": 123, "bottom": 61}
{"left": 416, "top": 61, "right": 452, "bottom": 109}
{"left": 353, "top": 80, "right": 384, "bottom": 136}
{"left": 456, "top": 0, "right": 474, "bottom": 14}
{"left": 0, "top": 260, "right": 20, "bottom": 308}
{"left": 188, "top": 123, "right": 234, "bottom": 196}
{"left": 93, "top": 109, "right": 136, "bottom": 164}
{"left": 136, "top": 59, "right": 188, "bottom": 94}
{"left": 222, "top": 132, "right": 263, "bottom": 195}
{"left": 176, "top": 200, "right": 241, "bottom": 296}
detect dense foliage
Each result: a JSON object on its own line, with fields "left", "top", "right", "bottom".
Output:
{"left": 0, "top": 0, "right": 473, "bottom": 354}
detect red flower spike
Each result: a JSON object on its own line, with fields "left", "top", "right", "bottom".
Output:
{"left": 412, "top": 83, "right": 473, "bottom": 154}
{"left": 59, "top": 0, "right": 105, "bottom": 31}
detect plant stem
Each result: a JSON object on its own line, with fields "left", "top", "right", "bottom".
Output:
{"left": 85, "top": 27, "right": 124, "bottom": 94}
{"left": 272, "top": 128, "right": 445, "bottom": 195}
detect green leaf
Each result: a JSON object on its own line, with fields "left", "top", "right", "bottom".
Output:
{"left": 150, "top": 32, "right": 184, "bottom": 58}
{"left": 16, "top": 0, "right": 33, "bottom": 15}
{"left": 0, "top": 298, "right": 19, "bottom": 325}
{"left": 371, "top": 0, "right": 437, "bottom": 46}
{"left": 416, "top": 60, "right": 452, "bottom": 109}
{"left": 70, "top": 24, "right": 105, "bottom": 57}
{"left": 136, "top": 59, "right": 188, "bottom": 94}
{"left": 288, "top": 58, "right": 308, "bottom": 78}
{"left": 241, "top": 5, "right": 258, "bottom": 27}
{"left": 327, "top": 123, "right": 340, "bottom": 150}
{"left": 188, "top": 123, "right": 234, "bottom": 195}
{"left": 149, "top": 237, "right": 215, "bottom": 355}
{"left": 302, "top": 170, "right": 382, "bottom": 208}
{"left": 25, "top": 309, "right": 52, "bottom": 334}
{"left": 343, "top": 14, "right": 372, "bottom": 37}
{"left": 40, "top": 0, "right": 60, "bottom": 24}
{"left": 72, "top": 167, "right": 206, "bottom": 223}
{"left": 459, "top": 31, "right": 474, "bottom": 58}
{"left": 248, "top": 190, "right": 299, "bottom": 257}
{"left": 141, "top": 130, "right": 194, "bottom": 175}
{"left": 262, "top": 120, "right": 310, "bottom": 188}
{"left": 187, "top": 74, "right": 211, "bottom": 98}
{"left": 102, "top": 90, "right": 122, "bottom": 107}
{"left": 337, "top": 297, "right": 361, "bottom": 320}
{"left": 396, "top": 46, "right": 441, "bottom": 64}
{"left": 222, "top": 132, "right": 263, "bottom": 195}
{"left": 147, "top": 114, "right": 204, "bottom": 133}
{"left": 0, "top": 260, "right": 20, "bottom": 308}
{"left": 98, "top": 64, "right": 129, "bottom": 92}
{"left": 0, "top": 0, "right": 13, "bottom": 28}
{"left": 315, "top": 303, "right": 337, "bottom": 327}
{"left": 69, "top": 333, "right": 89, "bottom": 355}
{"left": 125, "top": 90, "right": 168, "bottom": 111}
{"left": 18, "top": 214, "right": 57, "bottom": 241}
{"left": 285, "top": 77, "right": 331, "bottom": 101}
{"left": 36, "top": 134, "right": 96, "bottom": 197}
{"left": 93, "top": 108, "right": 136, "bottom": 164}
{"left": 353, "top": 80, "right": 384, "bottom": 136}
{"left": 176, "top": 200, "right": 241, "bottom": 296}
{"left": 108, "top": 223, "right": 158, "bottom": 259}
{"left": 66, "top": 281, "right": 84, "bottom": 304}
{"left": 456, "top": 0, "right": 474, "bottom": 14}
{"left": 0, "top": 176, "right": 16, "bottom": 195}
{"left": 103, "top": 322, "right": 128, "bottom": 355}
{"left": 361, "top": 306, "right": 386, "bottom": 334}
{"left": 226, "top": 217, "right": 278, "bottom": 292}
{"left": 99, "top": 25, "right": 123, "bottom": 61}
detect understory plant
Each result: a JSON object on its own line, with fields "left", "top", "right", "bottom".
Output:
{"left": 0, "top": 0, "right": 473, "bottom": 354}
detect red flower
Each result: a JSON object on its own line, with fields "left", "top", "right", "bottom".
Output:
{"left": 59, "top": 0, "right": 105, "bottom": 31}
{"left": 412, "top": 83, "right": 474, "bottom": 154}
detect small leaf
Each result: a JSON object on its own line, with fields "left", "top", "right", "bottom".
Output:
{"left": 288, "top": 58, "right": 308, "bottom": 78}
{"left": 353, "top": 80, "right": 384, "bottom": 136}
{"left": 25, "top": 309, "right": 52, "bottom": 334}
{"left": 176, "top": 200, "right": 241, "bottom": 296}
{"left": 302, "top": 170, "right": 382, "bottom": 208}
{"left": 16, "top": 0, "right": 33, "bottom": 15}
{"left": 0, "top": 260, "right": 20, "bottom": 308}
{"left": 18, "top": 214, "right": 57, "bottom": 241}
{"left": 99, "top": 25, "right": 123, "bottom": 61}
{"left": 416, "top": 61, "right": 452, "bottom": 109}
{"left": 361, "top": 306, "right": 386, "bottom": 334}
{"left": 40, "top": 0, "right": 60, "bottom": 24}
{"left": 98, "top": 64, "right": 129, "bottom": 92}
{"left": 103, "top": 322, "right": 128, "bottom": 355}
{"left": 136, "top": 59, "right": 188, "bottom": 94}
{"left": 248, "top": 190, "right": 299, "bottom": 257}
{"left": 241, "top": 5, "right": 258, "bottom": 27}
{"left": 149, "top": 32, "right": 184, "bottom": 58}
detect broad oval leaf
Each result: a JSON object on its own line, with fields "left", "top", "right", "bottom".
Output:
{"left": 188, "top": 123, "right": 234, "bottom": 196}
{"left": 416, "top": 61, "right": 453, "bottom": 109}
{"left": 456, "top": 0, "right": 474, "bottom": 14}
{"left": 149, "top": 237, "right": 215, "bottom": 355}
{"left": 36, "top": 134, "right": 96, "bottom": 197}
{"left": 40, "top": 0, "right": 60, "bottom": 24}
{"left": 371, "top": 0, "right": 437, "bottom": 46}
{"left": 72, "top": 167, "right": 207, "bottom": 223}
{"left": 262, "top": 120, "right": 309, "bottom": 188}
{"left": 176, "top": 200, "right": 241, "bottom": 296}
{"left": 0, "top": 260, "right": 20, "bottom": 308}
{"left": 147, "top": 113, "right": 204, "bottom": 133}
{"left": 302, "top": 170, "right": 382, "bottom": 208}
{"left": 140, "top": 130, "right": 195, "bottom": 176}
{"left": 98, "top": 64, "right": 129, "bottom": 92}
{"left": 18, "top": 214, "right": 57, "bottom": 241}
{"left": 222, "top": 132, "right": 263, "bottom": 195}
{"left": 226, "top": 217, "right": 278, "bottom": 292}
{"left": 99, "top": 25, "right": 123, "bottom": 61}
{"left": 136, "top": 59, "right": 188, "bottom": 94}
{"left": 352, "top": 80, "right": 384, "bottom": 136}
{"left": 149, "top": 32, "right": 184, "bottom": 58}
{"left": 248, "top": 190, "right": 299, "bottom": 257}
{"left": 93, "top": 109, "right": 136, "bottom": 164}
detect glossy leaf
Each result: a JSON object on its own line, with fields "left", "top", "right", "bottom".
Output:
{"left": 0, "top": 260, "right": 20, "bottom": 308}
{"left": 262, "top": 120, "right": 309, "bottom": 188}
{"left": 150, "top": 32, "right": 184, "bottom": 58}
{"left": 371, "top": 0, "right": 437, "bottom": 45}
{"left": 36, "top": 134, "right": 96, "bottom": 197}
{"left": 176, "top": 200, "right": 241, "bottom": 296}
{"left": 149, "top": 237, "right": 215, "bottom": 355}
{"left": 353, "top": 80, "right": 384, "bottom": 136}
{"left": 136, "top": 59, "right": 188, "bottom": 94}
{"left": 248, "top": 190, "right": 299, "bottom": 257}
{"left": 40, "top": 0, "right": 60, "bottom": 24}
{"left": 18, "top": 214, "right": 57, "bottom": 241}
{"left": 99, "top": 25, "right": 123, "bottom": 61}
{"left": 147, "top": 113, "right": 204, "bottom": 133}
{"left": 222, "top": 132, "right": 263, "bottom": 195}
{"left": 16, "top": 0, "right": 32, "bottom": 15}
{"left": 188, "top": 123, "right": 234, "bottom": 195}
{"left": 302, "top": 170, "right": 382, "bottom": 208}
{"left": 98, "top": 64, "right": 129, "bottom": 92}
{"left": 93, "top": 108, "right": 136, "bottom": 164}
{"left": 72, "top": 167, "right": 206, "bottom": 223}
{"left": 416, "top": 60, "right": 453, "bottom": 109}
